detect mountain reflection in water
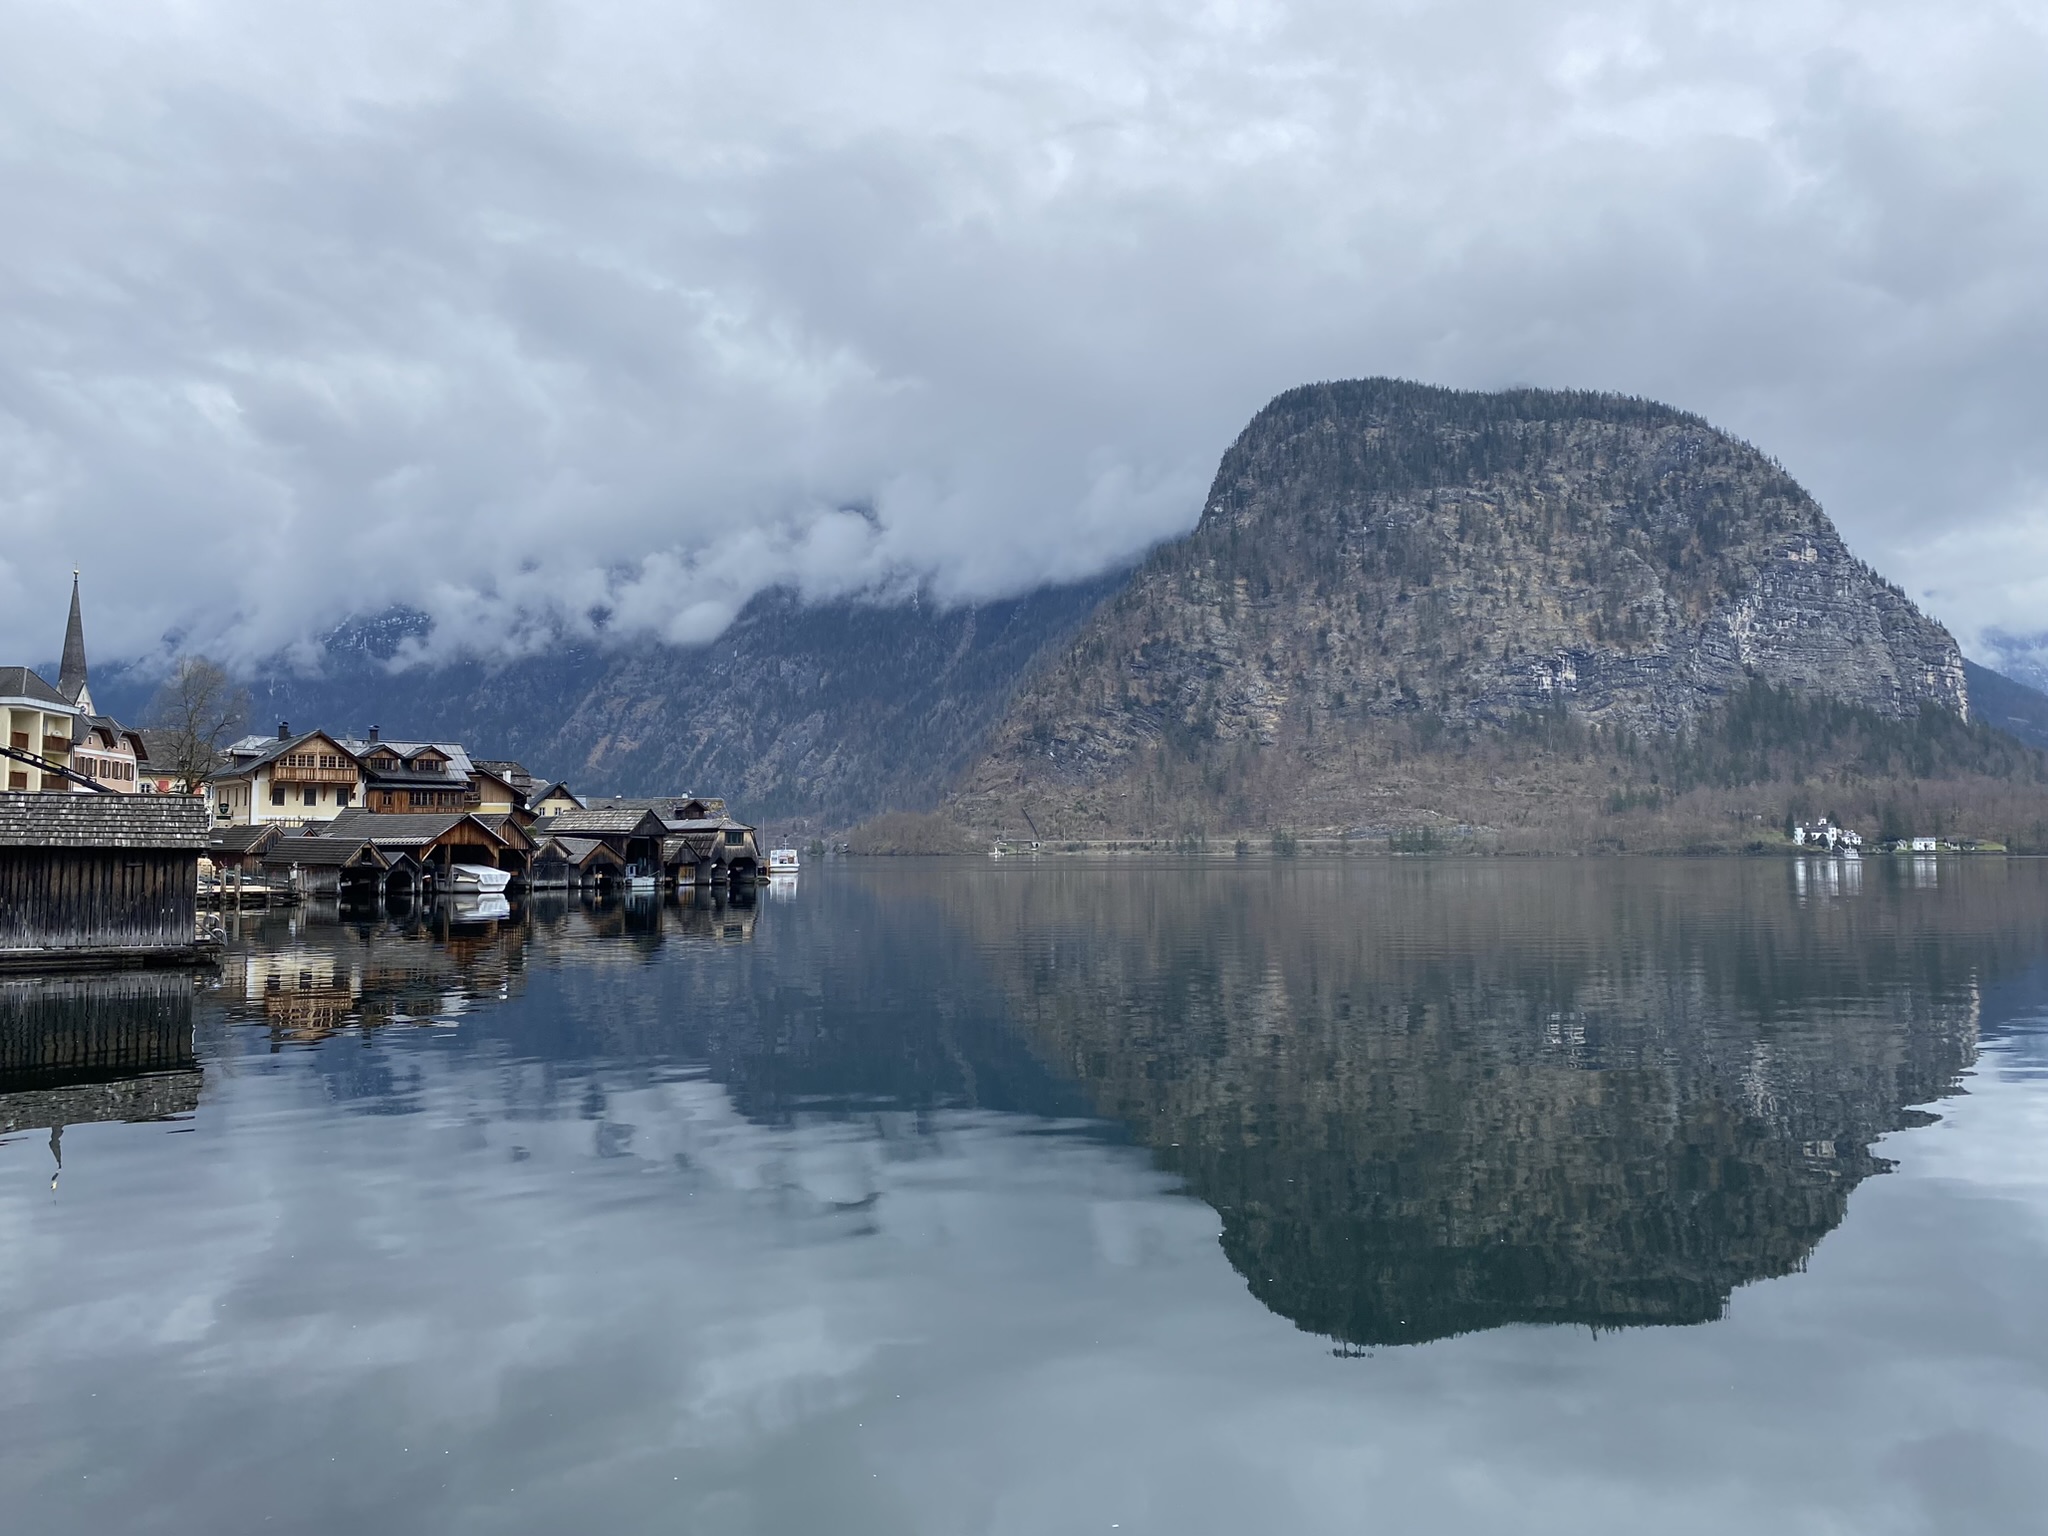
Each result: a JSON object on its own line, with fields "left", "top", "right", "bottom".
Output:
{"left": 224, "top": 860, "right": 2003, "bottom": 1350}
{"left": 956, "top": 859, "right": 1990, "bottom": 1345}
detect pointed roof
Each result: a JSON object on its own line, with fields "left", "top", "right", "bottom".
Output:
{"left": 57, "top": 572, "right": 89, "bottom": 709}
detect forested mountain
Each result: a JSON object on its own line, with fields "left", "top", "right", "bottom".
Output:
{"left": 949, "top": 379, "right": 2048, "bottom": 849}
{"left": 1963, "top": 659, "right": 2048, "bottom": 753}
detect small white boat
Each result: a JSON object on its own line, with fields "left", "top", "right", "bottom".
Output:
{"left": 448, "top": 863, "right": 512, "bottom": 894}
{"left": 767, "top": 848, "right": 800, "bottom": 876}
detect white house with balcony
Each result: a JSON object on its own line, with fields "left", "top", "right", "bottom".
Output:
{"left": 205, "top": 726, "right": 366, "bottom": 827}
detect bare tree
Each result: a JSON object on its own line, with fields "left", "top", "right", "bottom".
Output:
{"left": 147, "top": 658, "right": 249, "bottom": 792}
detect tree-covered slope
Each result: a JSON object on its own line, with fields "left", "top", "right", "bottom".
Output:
{"left": 950, "top": 379, "right": 2034, "bottom": 846}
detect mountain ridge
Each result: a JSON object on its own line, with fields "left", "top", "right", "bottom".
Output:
{"left": 947, "top": 378, "right": 2041, "bottom": 847}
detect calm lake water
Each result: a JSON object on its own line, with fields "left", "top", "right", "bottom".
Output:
{"left": 4, "top": 858, "right": 2048, "bottom": 1534}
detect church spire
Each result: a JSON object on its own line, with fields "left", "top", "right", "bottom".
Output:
{"left": 58, "top": 569, "right": 92, "bottom": 714}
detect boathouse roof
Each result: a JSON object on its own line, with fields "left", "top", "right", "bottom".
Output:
{"left": 0, "top": 790, "right": 208, "bottom": 849}
{"left": 534, "top": 806, "right": 669, "bottom": 838}
{"left": 206, "top": 823, "right": 284, "bottom": 856}
{"left": 319, "top": 810, "right": 510, "bottom": 848}
{"left": 542, "top": 835, "right": 620, "bottom": 867}
{"left": 264, "top": 835, "right": 388, "bottom": 869}
{"left": 665, "top": 817, "right": 754, "bottom": 834}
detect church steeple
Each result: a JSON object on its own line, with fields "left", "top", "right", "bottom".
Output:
{"left": 58, "top": 569, "right": 92, "bottom": 715}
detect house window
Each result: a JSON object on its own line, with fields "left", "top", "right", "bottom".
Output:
{"left": 337, "top": 786, "right": 351, "bottom": 807}
{"left": 10, "top": 770, "right": 29, "bottom": 790}
{"left": 411, "top": 790, "right": 428, "bottom": 806}
{"left": 271, "top": 786, "right": 286, "bottom": 807}
{"left": 725, "top": 829, "right": 746, "bottom": 847}
{"left": 304, "top": 786, "right": 318, "bottom": 806}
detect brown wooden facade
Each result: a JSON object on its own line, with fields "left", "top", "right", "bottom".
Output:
{"left": 0, "top": 793, "right": 208, "bottom": 967}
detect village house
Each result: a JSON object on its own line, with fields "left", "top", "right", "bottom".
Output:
{"left": 206, "top": 726, "right": 365, "bottom": 827}
{"left": 71, "top": 716, "right": 149, "bottom": 792}
{"left": 0, "top": 668, "right": 79, "bottom": 793}
{"left": 1793, "top": 819, "right": 1864, "bottom": 852}
{"left": 340, "top": 733, "right": 475, "bottom": 814}
{"left": 526, "top": 781, "right": 586, "bottom": 818}
{"left": 474, "top": 760, "right": 535, "bottom": 808}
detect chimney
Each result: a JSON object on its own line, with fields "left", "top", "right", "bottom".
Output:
{"left": 369, "top": 725, "right": 380, "bottom": 744}
{"left": 278, "top": 721, "right": 290, "bottom": 740}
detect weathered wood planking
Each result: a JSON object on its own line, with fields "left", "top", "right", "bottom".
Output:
{"left": 0, "top": 847, "right": 197, "bottom": 951}
{"left": 0, "top": 970, "right": 200, "bottom": 1130}
{"left": 0, "top": 791, "right": 207, "bottom": 957}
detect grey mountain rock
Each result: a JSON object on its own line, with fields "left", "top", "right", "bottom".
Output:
{"left": 953, "top": 379, "right": 1978, "bottom": 833}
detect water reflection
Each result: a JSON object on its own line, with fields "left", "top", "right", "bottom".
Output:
{"left": 0, "top": 973, "right": 202, "bottom": 1182}
{"left": 947, "top": 859, "right": 2005, "bottom": 1345}
{"left": 213, "top": 862, "right": 2023, "bottom": 1349}
{"left": 5, "top": 861, "right": 2048, "bottom": 1534}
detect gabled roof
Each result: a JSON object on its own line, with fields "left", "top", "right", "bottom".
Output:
{"left": 590, "top": 795, "right": 726, "bottom": 822}
{"left": 475, "top": 760, "right": 534, "bottom": 792}
{"left": 526, "top": 779, "right": 583, "bottom": 807}
{"left": 533, "top": 806, "right": 670, "bottom": 838}
{"left": 471, "top": 813, "right": 536, "bottom": 850}
{"left": 468, "top": 764, "right": 524, "bottom": 796}
{"left": 0, "top": 790, "right": 208, "bottom": 849}
{"left": 207, "top": 823, "right": 284, "bottom": 855}
{"left": 541, "top": 835, "right": 622, "bottom": 867}
{"left": 336, "top": 738, "right": 476, "bottom": 778}
{"left": 0, "top": 666, "right": 73, "bottom": 709}
{"left": 81, "top": 716, "right": 148, "bottom": 758}
{"left": 264, "top": 835, "right": 389, "bottom": 869}
{"left": 208, "top": 730, "right": 359, "bottom": 781}
{"left": 319, "top": 809, "right": 509, "bottom": 849}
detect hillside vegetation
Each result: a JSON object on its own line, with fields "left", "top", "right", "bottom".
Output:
{"left": 950, "top": 379, "right": 2044, "bottom": 851}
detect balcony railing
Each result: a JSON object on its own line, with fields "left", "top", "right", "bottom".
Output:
{"left": 270, "top": 766, "right": 359, "bottom": 785}
{"left": 41, "top": 736, "right": 70, "bottom": 757}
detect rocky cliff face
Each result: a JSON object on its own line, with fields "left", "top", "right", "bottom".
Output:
{"left": 954, "top": 380, "right": 1971, "bottom": 836}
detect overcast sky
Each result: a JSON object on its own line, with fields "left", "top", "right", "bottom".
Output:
{"left": 1, "top": 0, "right": 2044, "bottom": 673}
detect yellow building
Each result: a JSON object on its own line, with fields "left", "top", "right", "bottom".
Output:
{"left": 0, "top": 667, "right": 80, "bottom": 792}
{"left": 527, "top": 780, "right": 585, "bottom": 818}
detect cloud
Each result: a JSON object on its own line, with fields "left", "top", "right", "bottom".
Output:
{"left": 0, "top": 0, "right": 2044, "bottom": 668}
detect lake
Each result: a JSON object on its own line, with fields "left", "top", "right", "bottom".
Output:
{"left": 4, "top": 857, "right": 2047, "bottom": 1534}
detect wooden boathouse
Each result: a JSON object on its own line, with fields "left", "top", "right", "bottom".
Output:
{"left": 0, "top": 792, "right": 211, "bottom": 970}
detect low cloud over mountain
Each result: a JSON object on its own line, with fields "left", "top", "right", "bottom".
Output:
{"left": 2, "top": 1, "right": 2045, "bottom": 671}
